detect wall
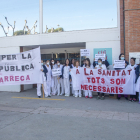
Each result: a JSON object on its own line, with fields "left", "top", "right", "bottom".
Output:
{"left": 120, "top": 0, "right": 140, "bottom": 61}
{"left": 0, "top": 46, "right": 21, "bottom": 92}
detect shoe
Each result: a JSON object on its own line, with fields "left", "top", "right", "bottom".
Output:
{"left": 117, "top": 97, "right": 120, "bottom": 100}
{"left": 133, "top": 98, "right": 136, "bottom": 102}
{"left": 101, "top": 96, "right": 105, "bottom": 100}
{"left": 45, "top": 95, "right": 48, "bottom": 98}
{"left": 125, "top": 97, "right": 128, "bottom": 100}
{"left": 48, "top": 95, "right": 51, "bottom": 97}
{"left": 129, "top": 98, "right": 133, "bottom": 102}
{"left": 85, "top": 96, "right": 88, "bottom": 98}
{"left": 60, "top": 93, "right": 64, "bottom": 96}
{"left": 89, "top": 97, "right": 93, "bottom": 99}
{"left": 79, "top": 96, "right": 82, "bottom": 98}
{"left": 96, "top": 96, "right": 100, "bottom": 100}
{"left": 75, "top": 96, "right": 78, "bottom": 98}
{"left": 38, "top": 96, "right": 41, "bottom": 98}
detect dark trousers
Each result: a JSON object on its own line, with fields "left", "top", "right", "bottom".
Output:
{"left": 98, "top": 92, "right": 104, "bottom": 96}
{"left": 130, "top": 92, "right": 139, "bottom": 100}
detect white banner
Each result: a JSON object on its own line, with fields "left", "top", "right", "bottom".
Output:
{"left": 80, "top": 49, "right": 90, "bottom": 56}
{"left": 52, "top": 68, "right": 61, "bottom": 76}
{"left": 71, "top": 68, "right": 135, "bottom": 95}
{"left": 113, "top": 60, "right": 125, "bottom": 69}
{"left": 95, "top": 54, "right": 105, "bottom": 61}
{"left": 0, "top": 47, "right": 43, "bottom": 85}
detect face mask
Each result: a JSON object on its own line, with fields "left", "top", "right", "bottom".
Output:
{"left": 57, "top": 63, "right": 60, "bottom": 65}
{"left": 52, "top": 62, "right": 54, "bottom": 64}
{"left": 98, "top": 62, "right": 102, "bottom": 66}
{"left": 121, "top": 57, "right": 124, "bottom": 60}
{"left": 47, "top": 62, "right": 49, "bottom": 65}
{"left": 41, "top": 63, "right": 43, "bottom": 66}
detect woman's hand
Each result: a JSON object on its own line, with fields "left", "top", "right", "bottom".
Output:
{"left": 41, "top": 69, "right": 43, "bottom": 72}
{"left": 70, "top": 79, "right": 72, "bottom": 82}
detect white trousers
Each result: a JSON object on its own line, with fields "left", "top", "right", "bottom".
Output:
{"left": 46, "top": 80, "right": 51, "bottom": 96}
{"left": 37, "top": 82, "right": 47, "bottom": 97}
{"left": 57, "top": 78, "right": 64, "bottom": 95}
{"left": 85, "top": 90, "right": 92, "bottom": 98}
{"left": 64, "top": 78, "right": 70, "bottom": 96}
{"left": 75, "top": 90, "right": 81, "bottom": 97}
{"left": 51, "top": 77, "right": 57, "bottom": 95}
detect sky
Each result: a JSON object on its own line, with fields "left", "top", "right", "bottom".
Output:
{"left": 0, "top": 0, "right": 118, "bottom": 37}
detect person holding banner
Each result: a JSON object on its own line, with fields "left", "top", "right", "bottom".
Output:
{"left": 114, "top": 53, "right": 129, "bottom": 100}
{"left": 95, "top": 58, "right": 107, "bottom": 100}
{"left": 56, "top": 60, "right": 64, "bottom": 96}
{"left": 70, "top": 59, "right": 75, "bottom": 96}
{"left": 85, "top": 58, "right": 93, "bottom": 98}
{"left": 93, "top": 56, "right": 109, "bottom": 68}
{"left": 126, "top": 57, "right": 139, "bottom": 102}
{"left": 74, "top": 60, "right": 82, "bottom": 97}
{"left": 37, "top": 60, "right": 48, "bottom": 98}
{"left": 50, "top": 59, "right": 57, "bottom": 95}
{"left": 62, "top": 59, "right": 71, "bottom": 97}
{"left": 45, "top": 60, "right": 52, "bottom": 97}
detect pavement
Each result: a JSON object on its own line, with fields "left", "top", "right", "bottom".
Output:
{"left": 0, "top": 88, "right": 140, "bottom": 140}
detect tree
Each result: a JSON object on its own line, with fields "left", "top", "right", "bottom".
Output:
{"left": 14, "top": 30, "right": 28, "bottom": 36}
{"left": 48, "top": 27, "right": 64, "bottom": 33}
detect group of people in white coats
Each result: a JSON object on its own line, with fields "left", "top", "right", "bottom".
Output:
{"left": 37, "top": 54, "right": 140, "bottom": 103}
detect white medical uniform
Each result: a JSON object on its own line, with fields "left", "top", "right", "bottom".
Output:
{"left": 37, "top": 65, "right": 47, "bottom": 97}
{"left": 64, "top": 66, "right": 70, "bottom": 96}
{"left": 70, "top": 64, "right": 75, "bottom": 96}
{"left": 126, "top": 64, "right": 138, "bottom": 92}
{"left": 46, "top": 65, "right": 52, "bottom": 96}
{"left": 83, "top": 65, "right": 93, "bottom": 97}
{"left": 74, "top": 66, "right": 82, "bottom": 97}
{"left": 57, "top": 64, "right": 64, "bottom": 95}
{"left": 51, "top": 64, "right": 57, "bottom": 95}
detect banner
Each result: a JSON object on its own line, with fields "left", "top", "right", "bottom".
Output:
{"left": 52, "top": 68, "right": 61, "bottom": 76}
{"left": 80, "top": 49, "right": 90, "bottom": 56}
{"left": 0, "top": 47, "right": 43, "bottom": 85}
{"left": 71, "top": 68, "right": 135, "bottom": 95}
{"left": 95, "top": 54, "right": 105, "bottom": 61}
{"left": 113, "top": 60, "right": 125, "bottom": 69}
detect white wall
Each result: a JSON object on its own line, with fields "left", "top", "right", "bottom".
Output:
{"left": 0, "top": 46, "right": 21, "bottom": 92}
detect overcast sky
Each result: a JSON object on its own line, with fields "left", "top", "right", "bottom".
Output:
{"left": 0, "top": 0, "right": 118, "bottom": 37}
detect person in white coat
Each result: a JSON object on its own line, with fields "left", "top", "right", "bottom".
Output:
{"left": 62, "top": 59, "right": 71, "bottom": 97}
{"left": 126, "top": 57, "right": 139, "bottom": 102}
{"left": 50, "top": 59, "right": 57, "bottom": 95}
{"left": 95, "top": 58, "right": 107, "bottom": 100}
{"left": 45, "top": 60, "right": 51, "bottom": 97}
{"left": 70, "top": 59, "right": 75, "bottom": 96}
{"left": 37, "top": 60, "right": 48, "bottom": 98}
{"left": 56, "top": 60, "right": 64, "bottom": 96}
{"left": 74, "top": 60, "right": 81, "bottom": 98}
{"left": 85, "top": 58, "right": 93, "bottom": 99}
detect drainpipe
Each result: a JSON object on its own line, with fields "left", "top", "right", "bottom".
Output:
{"left": 123, "top": 0, "right": 125, "bottom": 55}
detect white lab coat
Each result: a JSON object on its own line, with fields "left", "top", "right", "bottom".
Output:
{"left": 95, "top": 64, "right": 107, "bottom": 70}
{"left": 37, "top": 65, "right": 47, "bottom": 97}
{"left": 63, "top": 66, "right": 70, "bottom": 96}
{"left": 73, "top": 66, "right": 82, "bottom": 97}
{"left": 70, "top": 64, "right": 75, "bottom": 95}
{"left": 51, "top": 64, "right": 57, "bottom": 95}
{"left": 46, "top": 65, "right": 52, "bottom": 96}
{"left": 57, "top": 64, "right": 64, "bottom": 95}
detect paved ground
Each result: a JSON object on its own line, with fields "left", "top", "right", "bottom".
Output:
{"left": 0, "top": 88, "right": 140, "bottom": 140}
